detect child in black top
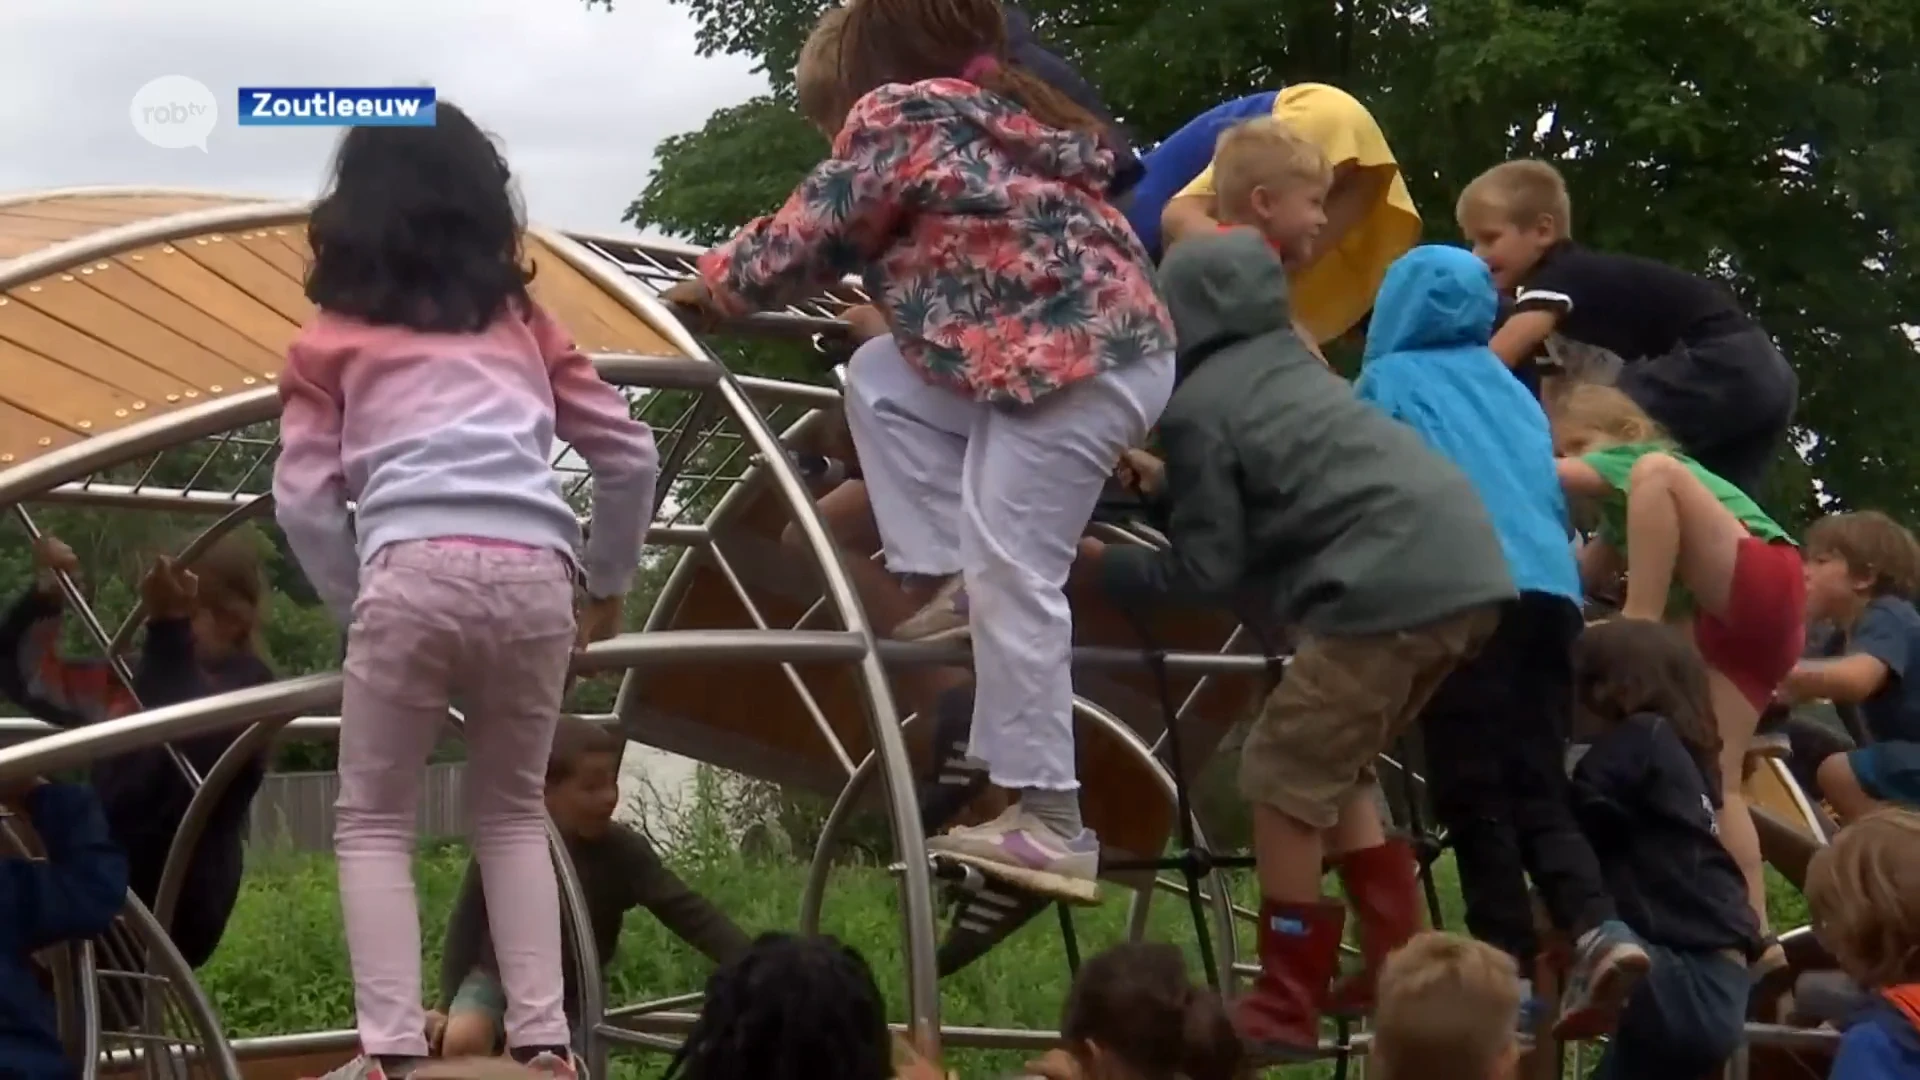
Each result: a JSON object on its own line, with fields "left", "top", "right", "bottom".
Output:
{"left": 0, "top": 776, "right": 130, "bottom": 1079}
{"left": 1022, "top": 942, "right": 1245, "bottom": 1080}
{"left": 1457, "top": 159, "right": 1798, "bottom": 498}
{"left": 0, "top": 532, "right": 274, "bottom": 969}
{"left": 1567, "top": 619, "right": 1760, "bottom": 1076}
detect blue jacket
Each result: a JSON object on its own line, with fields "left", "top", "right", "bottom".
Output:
{"left": 1354, "top": 245, "right": 1582, "bottom": 604}
{"left": 1835, "top": 991, "right": 1920, "bottom": 1078}
{"left": 0, "top": 782, "right": 129, "bottom": 1080}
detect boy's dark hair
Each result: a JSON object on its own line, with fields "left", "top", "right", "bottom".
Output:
{"left": 1805, "top": 511, "right": 1920, "bottom": 599}
{"left": 176, "top": 526, "right": 270, "bottom": 659}
{"left": 546, "top": 715, "right": 624, "bottom": 785}
{"left": 305, "top": 100, "right": 534, "bottom": 334}
{"left": 1573, "top": 619, "right": 1723, "bottom": 800}
{"left": 662, "top": 932, "right": 891, "bottom": 1080}
{"left": 837, "top": 0, "right": 1104, "bottom": 135}
{"left": 1062, "top": 942, "right": 1245, "bottom": 1080}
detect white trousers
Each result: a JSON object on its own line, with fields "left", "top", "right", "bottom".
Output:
{"left": 843, "top": 337, "right": 1175, "bottom": 790}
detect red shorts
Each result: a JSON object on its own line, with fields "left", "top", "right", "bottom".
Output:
{"left": 1693, "top": 538, "right": 1806, "bottom": 711}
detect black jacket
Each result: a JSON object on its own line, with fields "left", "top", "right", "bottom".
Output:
{"left": 0, "top": 588, "right": 273, "bottom": 968}
{"left": 1570, "top": 712, "right": 1761, "bottom": 957}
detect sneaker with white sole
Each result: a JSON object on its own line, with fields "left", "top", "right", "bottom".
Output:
{"left": 1553, "top": 920, "right": 1651, "bottom": 1039}
{"left": 894, "top": 576, "right": 969, "bottom": 644}
{"left": 520, "top": 1050, "right": 586, "bottom": 1079}
{"left": 926, "top": 805, "right": 1100, "bottom": 905}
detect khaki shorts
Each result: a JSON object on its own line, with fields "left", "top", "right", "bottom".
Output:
{"left": 1240, "top": 605, "right": 1501, "bottom": 829}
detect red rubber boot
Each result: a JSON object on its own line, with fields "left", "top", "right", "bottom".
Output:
{"left": 1235, "top": 898, "right": 1347, "bottom": 1060}
{"left": 1326, "top": 838, "right": 1424, "bottom": 1017}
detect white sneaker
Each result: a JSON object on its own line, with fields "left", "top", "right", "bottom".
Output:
{"left": 926, "top": 805, "right": 1100, "bottom": 905}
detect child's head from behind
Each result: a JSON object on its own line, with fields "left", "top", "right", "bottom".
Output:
{"left": 181, "top": 529, "right": 268, "bottom": 662}
{"left": 1573, "top": 619, "right": 1722, "bottom": 793}
{"left": 1806, "top": 807, "right": 1920, "bottom": 988}
{"left": 664, "top": 932, "right": 890, "bottom": 1080}
{"left": 1803, "top": 511, "right": 1920, "bottom": 624}
{"left": 1059, "top": 942, "right": 1244, "bottom": 1080}
{"left": 306, "top": 99, "right": 532, "bottom": 335}
{"left": 796, "top": 6, "right": 852, "bottom": 136}
{"left": 1373, "top": 932, "right": 1521, "bottom": 1080}
{"left": 836, "top": 0, "right": 1102, "bottom": 135}
{"left": 1546, "top": 382, "right": 1670, "bottom": 457}
{"left": 1456, "top": 160, "right": 1571, "bottom": 292}
{"left": 545, "top": 716, "right": 623, "bottom": 840}
{"left": 1212, "top": 118, "right": 1332, "bottom": 269}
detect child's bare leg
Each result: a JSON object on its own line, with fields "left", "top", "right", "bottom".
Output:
{"left": 1708, "top": 668, "right": 1770, "bottom": 933}
{"left": 1324, "top": 783, "right": 1388, "bottom": 856}
{"left": 1815, "top": 753, "right": 1878, "bottom": 822}
{"left": 1253, "top": 804, "right": 1326, "bottom": 902}
{"left": 1619, "top": 453, "right": 1747, "bottom": 621}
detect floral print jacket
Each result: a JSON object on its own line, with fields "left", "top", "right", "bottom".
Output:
{"left": 697, "top": 78, "right": 1175, "bottom": 405}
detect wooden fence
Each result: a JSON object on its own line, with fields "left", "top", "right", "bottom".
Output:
{"left": 248, "top": 762, "right": 466, "bottom": 852}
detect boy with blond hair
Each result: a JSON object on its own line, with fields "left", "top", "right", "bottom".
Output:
{"left": 1805, "top": 808, "right": 1920, "bottom": 1076}
{"left": 1781, "top": 510, "right": 1920, "bottom": 820}
{"left": 1210, "top": 117, "right": 1336, "bottom": 360}
{"left": 1457, "top": 159, "right": 1797, "bottom": 498}
{"left": 1372, "top": 932, "right": 1523, "bottom": 1080}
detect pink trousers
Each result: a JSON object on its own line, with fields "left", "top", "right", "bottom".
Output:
{"left": 336, "top": 541, "right": 576, "bottom": 1055}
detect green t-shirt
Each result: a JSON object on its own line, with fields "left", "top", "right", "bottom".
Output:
{"left": 1582, "top": 443, "right": 1792, "bottom": 550}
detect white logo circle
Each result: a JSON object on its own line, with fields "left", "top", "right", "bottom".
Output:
{"left": 130, "top": 76, "right": 218, "bottom": 152}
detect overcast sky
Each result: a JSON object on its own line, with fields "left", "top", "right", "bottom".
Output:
{"left": 0, "top": 0, "right": 769, "bottom": 236}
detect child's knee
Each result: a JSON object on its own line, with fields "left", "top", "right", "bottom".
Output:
{"left": 439, "top": 1010, "right": 502, "bottom": 1058}
{"left": 1816, "top": 751, "right": 1872, "bottom": 816}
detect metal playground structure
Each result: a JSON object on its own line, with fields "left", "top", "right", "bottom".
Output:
{"left": 0, "top": 188, "right": 1847, "bottom": 1079}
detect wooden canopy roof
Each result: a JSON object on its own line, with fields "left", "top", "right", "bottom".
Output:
{"left": 0, "top": 188, "right": 687, "bottom": 478}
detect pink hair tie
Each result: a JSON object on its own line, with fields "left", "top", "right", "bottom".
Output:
{"left": 960, "top": 54, "right": 1001, "bottom": 84}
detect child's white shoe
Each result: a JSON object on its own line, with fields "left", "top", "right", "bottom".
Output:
{"left": 893, "top": 576, "right": 970, "bottom": 644}
{"left": 926, "top": 805, "right": 1100, "bottom": 905}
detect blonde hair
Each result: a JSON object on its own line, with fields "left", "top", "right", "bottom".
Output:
{"left": 1374, "top": 933, "right": 1522, "bottom": 1080}
{"left": 1546, "top": 381, "right": 1671, "bottom": 453}
{"left": 1457, "top": 159, "right": 1573, "bottom": 240}
{"left": 1804, "top": 511, "right": 1920, "bottom": 598}
{"left": 1806, "top": 808, "right": 1920, "bottom": 987}
{"left": 796, "top": 6, "right": 852, "bottom": 133}
{"left": 1214, "top": 117, "right": 1333, "bottom": 219}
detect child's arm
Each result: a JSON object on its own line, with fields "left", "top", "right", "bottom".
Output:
{"left": 1784, "top": 602, "right": 1907, "bottom": 705}
{"left": 0, "top": 586, "right": 137, "bottom": 729}
{"left": 1568, "top": 718, "right": 1660, "bottom": 843}
{"left": 436, "top": 858, "right": 488, "bottom": 1011}
{"left": 0, "top": 782, "right": 129, "bottom": 951}
{"left": 527, "top": 304, "right": 659, "bottom": 607}
{"left": 1096, "top": 419, "right": 1249, "bottom": 607}
{"left": 273, "top": 335, "right": 361, "bottom": 626}
{"left": 1555, "top": 457, "right": 1615, "bottom": 499}
{"left": 1489, "top": 309, "right": 1561, "bottom": 370}
{"left": 613, "top": 828, "right": 751, "bottom": 965}
{"left": 693, "top": 88, "right": 923, "bottom": 316}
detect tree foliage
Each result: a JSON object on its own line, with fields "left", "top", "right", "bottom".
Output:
{"left": 626, "top": 0, "right": 1920, "bottom": 522}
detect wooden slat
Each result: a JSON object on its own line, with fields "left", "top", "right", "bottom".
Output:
{"left": 174, "top": 234, "right": 314, "bottom": 325}
{"left": 80, "top": 256, "right": 285, "bottom": 376}
{"left": 16, "top": 266, "right": 260, "bottom": 390}
{"left": 0, "top": 213, "right": 100, "bottom": 243}
{"left": 236, "top": 229, "right": 309, "bottom": 281}
{"left": 0, "top": 336, "right": 147, "bottom": 431}
{"left": 117, "top": 245, "right": 301, "bottom": 357}
{"left": 527, "top": 237, "right": 680, "bottom": 356}
{"left": 0, "top": 400, "right": 81, "bottom": 466}
{"left": 54, "top": 194, "right": 255, "bottom": 219}
{"left": 0, "top": 235, "right": 51, "bottom": 258}
{"left": 0, "top": 201, "right": 156, "bottom": 226}
{"left": 0, "top": 293, "right": 180, "bottom": 401}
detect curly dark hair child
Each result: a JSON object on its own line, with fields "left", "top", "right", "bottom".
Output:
{"left": 662, "top": 932, "right": 892, "bottom": 1080}
{"left": 305, "top": 99, "right": 533, "bottom": 334}
{"left": 1573, "top": 618, "right": 1724, "bottom": 800}
{"left": 1055, "top": 942, "right": 1246, "bottom": 1080}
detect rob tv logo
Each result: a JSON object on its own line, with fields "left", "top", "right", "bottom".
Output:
{"left": 130, "top": 76, "right": 219, "bottom": 152}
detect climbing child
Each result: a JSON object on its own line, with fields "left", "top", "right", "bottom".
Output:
{"left": 1805, "top": 808, "right": 1920, "bottom": 1077}
{"left": 1371, "top": 932, "right": 1524, "bottom": 1080}
{"left": 1020, "top": 942, "right": 1245, "bottom": 1080}
{"left": 1133, "top": 83, "right": 1421, "bottom": 347}
{"left": 1549, "top": 382, "right": 1804, "bottom": 969}
{"left": 0, "top": 775, "right": 128, "bottom": 1080}
{"left": 1458, "top": 159, "right": 1798, "bottom": 497}
{"left": 0, "top": 530, "right": 273, "bottom": 970}
{"left": 1780, "top": 510, "right": 1920, "bottom": 820}
{"left": 276, "top": 100, "right": 658, "bottom": 1079}
{"left": 431, "top": 717, "right": 750, "bottom": 1057}
{"left": 1077, "top": 228, "right": 1514, "bottom": 1057}
{"left": 663, "top": 0, "right": 1177, "bottom": 904}
{"left": 660, "top": 933, "right": 893, "bottom": 1080}
{"left": 1351, "top": 246, "right": 1646, "bottom": 1036}
{"left": 1566, "top": 619, "right": 1761, "bottom": 1072}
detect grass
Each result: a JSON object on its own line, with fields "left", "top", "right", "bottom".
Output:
{"left": 196, "top": 843, "right": 1812, "bottom": 1079}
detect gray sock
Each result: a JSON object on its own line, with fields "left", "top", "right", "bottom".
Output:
{"left": 1019, "top": 787, "right": 1084, "bottom": 837}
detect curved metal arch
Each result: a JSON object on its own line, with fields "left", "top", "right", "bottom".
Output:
{"left": 0, "top": 200, "right": 313, "bottom": 296}
{"left": 0, "top": 187, "right": 281, "bottom": 214}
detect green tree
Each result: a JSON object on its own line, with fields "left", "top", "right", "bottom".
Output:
{"left": 626, "top": 0, "right": 1920, "bottom": 524}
